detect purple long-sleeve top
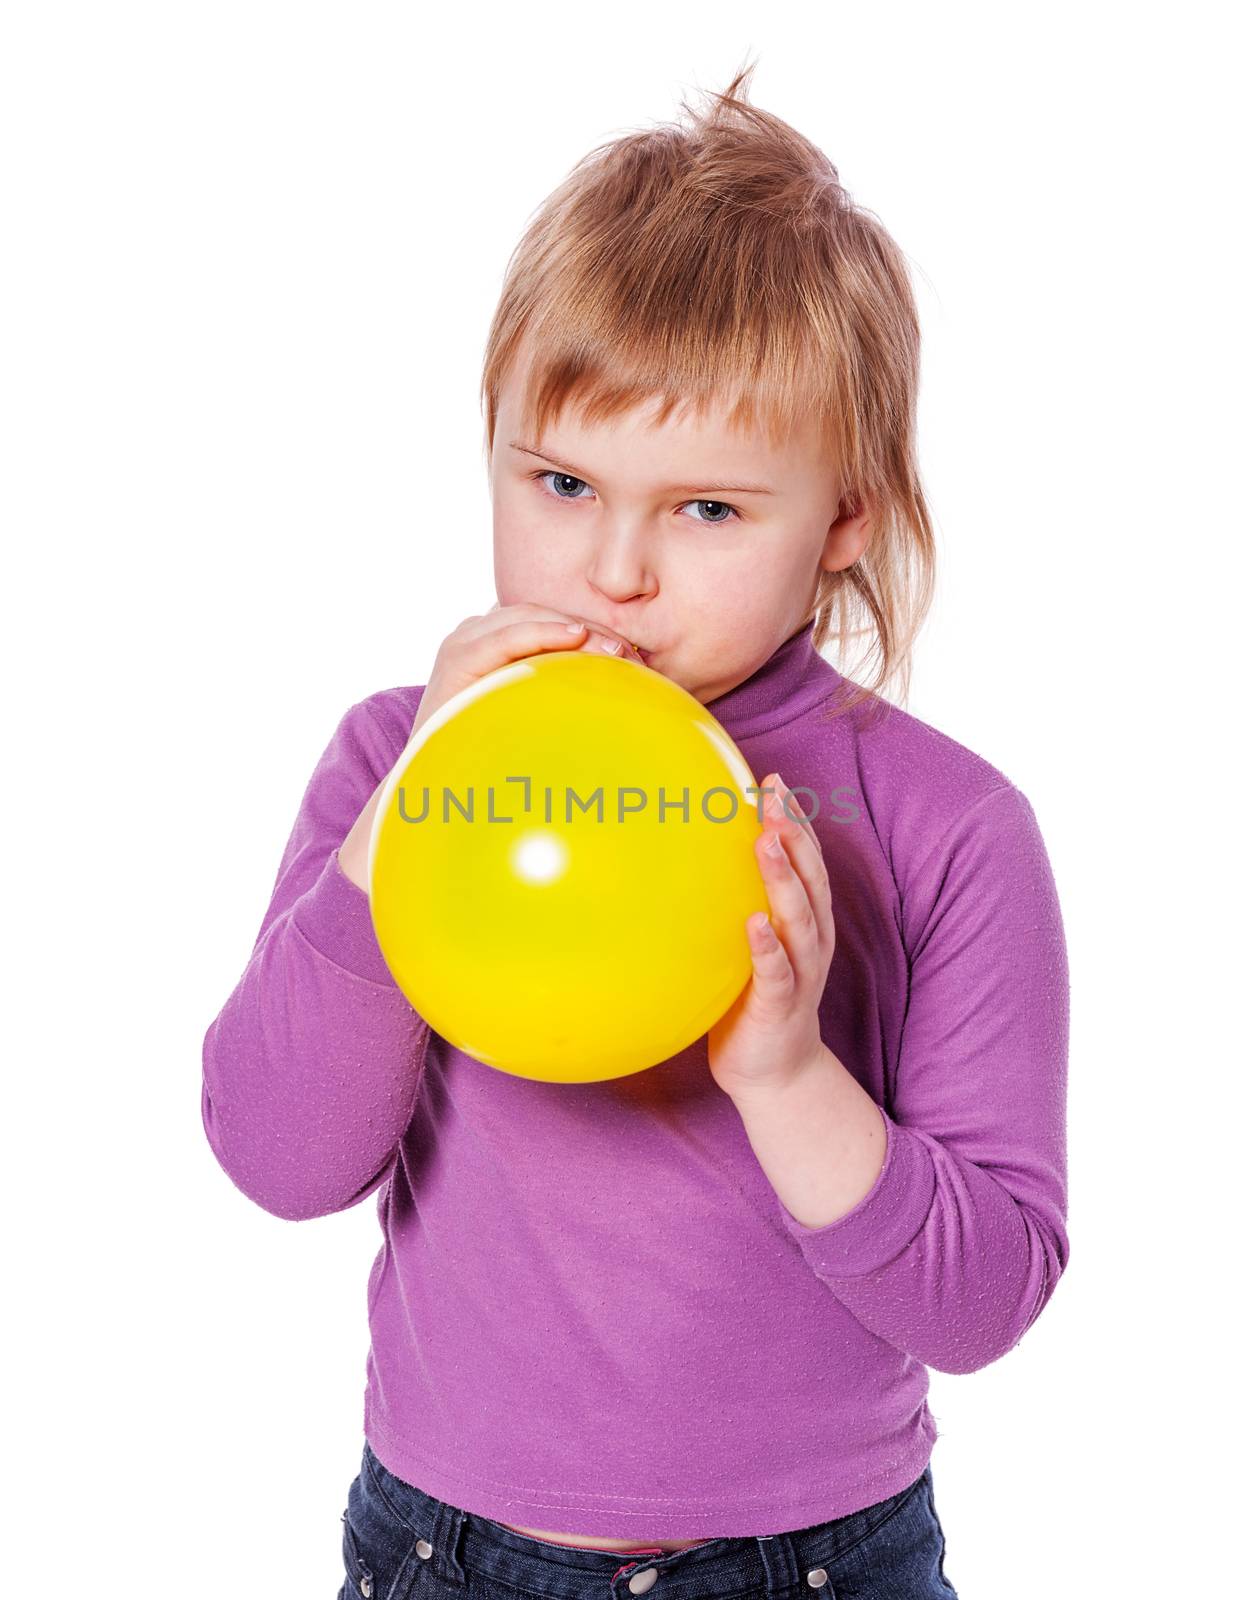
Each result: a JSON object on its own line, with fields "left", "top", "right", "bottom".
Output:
{"left": 201, "top": 620, "right": 1069, "bottom": 1537}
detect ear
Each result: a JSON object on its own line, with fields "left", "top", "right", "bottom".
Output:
{"left": 819, "top": 495, "right": 874, "bottom": 574}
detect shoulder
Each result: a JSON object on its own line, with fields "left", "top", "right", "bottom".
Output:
{"left": 817, "top": 679, "right": 1043, "bottom": 894}
{"left": 343, "top": 683, "right": 427, "bottom": 761}
{"left": 302, "top": 685, "right": 428, "bottom": 797}
{"left": 834, "top": 680, "right": 1014, "bottom": 796}
{"left": 842, "top": 693, "right": 1062, "bottom": 953}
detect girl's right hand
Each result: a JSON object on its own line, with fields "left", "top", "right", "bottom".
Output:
{"left": 409, "top": 603, "right": 645, "bottom": 741}
{"left": 336, "top": 604, "right": 644, "bottom": 892}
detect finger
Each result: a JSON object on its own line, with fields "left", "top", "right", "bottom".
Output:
{"left": 467, "top": 604, "right": 579, "bottom": 635}
{"left": 579, "top": 634, "right": 638, "bottom": 658}
{"left": 477, "top": 603, "right": 643, "bottom": 660}
{"left": 463, "top": 617, "right": 594, "bottom": 670}
{"left": 766, "top": 772, "right": 822, "bottom": 853}
{"left": 761, "top": 775, "right": 835, "bottom": 955}
{"left": 745, "top": 911, "right": 797, "bottom": 1013}
{"left": 756, "top": 822, "right": 823, "bottom": 974}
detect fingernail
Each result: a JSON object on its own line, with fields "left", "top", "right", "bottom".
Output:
{"left": 765, "top": 830, "right": 784, "bottom": 855}
{"left": 599, "top": 637, "right": 623, "bottom": 654}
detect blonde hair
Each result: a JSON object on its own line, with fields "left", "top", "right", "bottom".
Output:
{"left": 480, "top": 58, "right": 936, "bottom": 722}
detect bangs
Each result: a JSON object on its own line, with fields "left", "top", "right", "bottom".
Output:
{"left": 504, "top": 301, "right": 845, "bottom": 465}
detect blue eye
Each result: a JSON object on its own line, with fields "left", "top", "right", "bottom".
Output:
{"left": 677, "top": 499, "right": 738, "bottom": 526}
{"left": 531, "top": 471, "right": 741, "bottom": 524}
{"left": 538, "top": 470, "right": 593, "bottom": 501}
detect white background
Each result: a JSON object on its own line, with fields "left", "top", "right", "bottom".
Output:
{"left": 4, "top": 4, "right": 1246, "bottom": 1595}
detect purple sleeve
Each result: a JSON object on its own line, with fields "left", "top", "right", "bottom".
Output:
{"left": 201, "top": 693, "right": 431, "bottom": 1221}
{"left": 776, "top": 784, "right": 1070, "bottom": 1374}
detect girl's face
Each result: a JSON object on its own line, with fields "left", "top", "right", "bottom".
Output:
{"left": 488, "top": 357, "right": 872, "bottom": 706}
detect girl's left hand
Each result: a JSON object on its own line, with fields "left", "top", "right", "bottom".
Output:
{"left": 706, "top": 772, "right": 836, "bottom": 1098}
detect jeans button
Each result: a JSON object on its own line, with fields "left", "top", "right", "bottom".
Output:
{"left": 806, "top": 1568, "right": 829, "bottom": 1588}
{"left": 627, "top": 1569, "right": 659, "bottom": 1594}
{"left": 416, "top": 1539, "right": 434, "bottom": 1559}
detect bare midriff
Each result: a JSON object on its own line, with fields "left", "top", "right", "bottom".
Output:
{"left": 494, "top": 1519, "right": 710, "bottom": 1553}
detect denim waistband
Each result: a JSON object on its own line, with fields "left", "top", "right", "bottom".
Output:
{"left": 359, "top": 1439, "right": 933, "bottom": 1599}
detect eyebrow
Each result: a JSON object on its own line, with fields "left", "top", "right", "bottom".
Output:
{"left": 508, "top": 440, "right": 776, "bottom": 497}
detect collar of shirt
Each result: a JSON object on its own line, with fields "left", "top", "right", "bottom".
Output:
{"left": 704, "top": 618, "right": 844, "bottom": 741}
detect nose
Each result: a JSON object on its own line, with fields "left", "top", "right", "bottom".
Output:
{"left": 585, "top": 518, "right": 659, "bottom": 608}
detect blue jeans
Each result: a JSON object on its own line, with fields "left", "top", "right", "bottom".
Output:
{"left": 338, "top": 1439, "right": 958, "bottom": 1599}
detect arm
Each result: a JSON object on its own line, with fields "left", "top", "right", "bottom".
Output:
{"left": 201, "top": 693, "right": 431, "bottom": 1221}
{"left": 748, "top": 784, "right": 1070, "bottom": 1375}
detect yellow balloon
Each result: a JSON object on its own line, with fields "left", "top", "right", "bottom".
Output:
{"left": 367, "top": 650, "right": 769, "bottom": 1082}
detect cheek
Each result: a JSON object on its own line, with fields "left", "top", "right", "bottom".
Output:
{"left": 493, "top": 496, "right": 574, "bottom": 594}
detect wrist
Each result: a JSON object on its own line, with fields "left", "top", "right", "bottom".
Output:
{"left": 729, "top": 1043, "right": 888, "bottom": 1231}
{"left": 722, "top": 1040, "right": 833, "bottom": 1107}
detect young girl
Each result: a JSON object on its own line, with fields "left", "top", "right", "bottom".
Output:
{"left": 203, "top": 64, "right": 1068, "bottom": 1600}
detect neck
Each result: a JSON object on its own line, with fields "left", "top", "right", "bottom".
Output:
{"left": 703, "top": 619, "right": 841, "bottom": 741}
